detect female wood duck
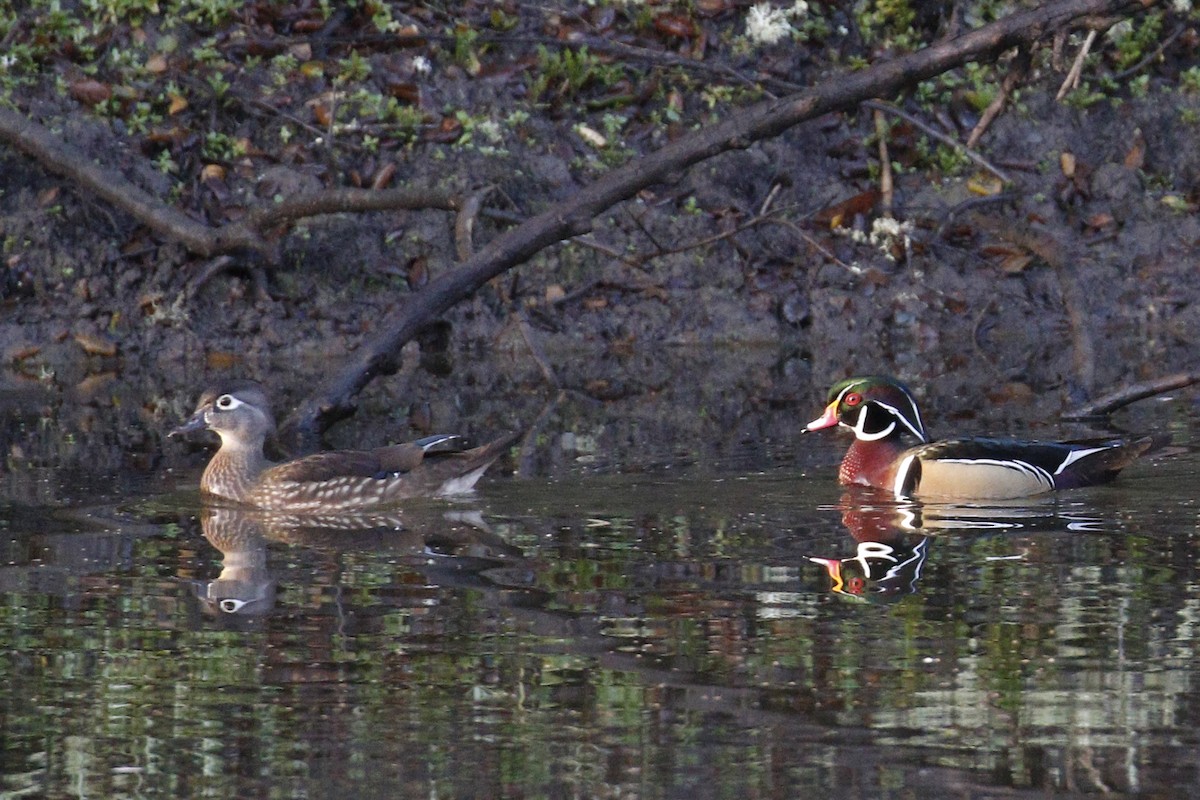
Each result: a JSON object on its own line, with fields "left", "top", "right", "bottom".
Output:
{"left": 172, "top": 380, "right": 518, "bottom": 512}
{"left": 805, "top": 375, "right": 1155, "bottom": 500}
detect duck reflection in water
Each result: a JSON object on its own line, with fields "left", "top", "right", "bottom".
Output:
{"left": 194, "top": 504, "right": 523, "bottom": 618}
{"left": 810, "top": 500, "right": 929, "bottom": 602}
{"left": 810, "top": 490, "right": 1106, "bottom": 601}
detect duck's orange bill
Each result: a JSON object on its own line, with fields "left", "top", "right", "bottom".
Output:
{"left": 809, "top": 557, "right": 844, "bottom": 593}
{"left": 805, "top": 400, "right": 841, "bottom": 432}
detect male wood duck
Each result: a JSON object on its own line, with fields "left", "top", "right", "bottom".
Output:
{"left": 805, "top": 375, "right": 1155, "bottom": 500}
{"left": 172, "top": 380, "right": 518, "bottom": 512}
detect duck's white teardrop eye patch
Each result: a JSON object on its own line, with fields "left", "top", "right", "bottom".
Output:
{"left": 215, "top": 394, "right": 242, "bottom": 410}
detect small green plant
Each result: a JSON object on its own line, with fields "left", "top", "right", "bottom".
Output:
{"left": 528, "top": 46, "right": 623, "bottom": 105}
{"left": 202, "top": 130, "right": 244, "bottom": 161}
{"left": 337, "top": 50, "right": 371, "bottom": 84}
{"left": 1108, "top": 13, "right": 1164, "bottom": 71}
{"left": 1181, "top": 66, "right": 1200, "bottom": 93}
{"left": 856, "top": 0, "right": 921, "bottom": 50}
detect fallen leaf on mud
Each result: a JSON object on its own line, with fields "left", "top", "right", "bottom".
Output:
{"left": 70, "top": 78, "right": 112, "bottom": 107}
{"left": 372, "top": 162, "right": 397, "bottom": 190}
{"left": 74, "top": 373, "right": 117, "bottom": 400}
{"left": 655, "top": 13, "right": 696, "bottom": 38}
{"left": 814, "top": 189, "right": 879, "bottom": 229}
{"left": 967, "top": 174, "right": 1004, "bottom": 196}
{"left": 1086, "top": 212, "right": 1115, "bottom": 230}
{"left": 1060, "top": 151, "right": 1076, "bottom": 178}
{"left": 576, "top": 124, "right": 607, "bottom": 148}
{"left": 201, "top": 164, "right": 226, "bottom": 181}
{"left": 37, "top": 187, "right": 60, "bottom": 207}
{"left": 407, "top": 257, "right": 429, "bottom": 289}
{"left": 696, "top": 0, "right": 734, "bottom": 16}
{"left": 146, "top": 53, "right": 168, "bottom": 74}
{"left": 999, "top": 253, "right": 1034, "bottom": 274}
{"left": 980, "top": 243, "right": 1024, "bottom": 257}
{"left": 1124, "top": 131, "right": 1145, "bottom": 169}
{"left": 168, "top": 93, "right": 188, "bottom": 115}
{"left": 74, "top": 333, "right": 118, "bottom": 357}
{"left": 1161, "top": 195, "right": 1192, "bottom": 212}
{"left": 205, "top": 351, "right": 240, "bottom": 369}
{"left": 583, "top": 295, "right": 608, "bottom": 310}
{"left": 986, "top": 382, "right": 1034, "bottom": 403}
{"left": 311, "top": 102, "right": 333, "bottom": 127}
{"left": 545, "top": 284, "right": 566, "bottom": 303}
{"left": 8, "top": 344, "right": 40, "bottom": 361}
{"left": 424, "top": 116, "right": 462, "bottom": 143}
{"left": 144, "top": 125, "right": 188, "bottom": 145}
{"left": 863, "top": 267, "right": 889, "bottom": 287}
{"left": 386, "top": 81, "right": 422, "bottom": 104}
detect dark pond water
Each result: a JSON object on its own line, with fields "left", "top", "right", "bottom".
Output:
{"left": 2, "top": 365, "right": 1199, "bottom": 799}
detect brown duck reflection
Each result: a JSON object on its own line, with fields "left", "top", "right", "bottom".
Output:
{"left": 810, "top": 500, "right": 929, "bottom": 602}
{"left": 195, "top": 504, "right": 523, "bottom": 617}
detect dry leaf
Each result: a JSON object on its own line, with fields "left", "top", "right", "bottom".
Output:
{"left": 1124, "top": 130, "right": 1145, "bottom": 169}
{"left": 167, "top": 93, "right": 188, "bottom": 115}
{"left": 814, "top": 189, "right": 879, "bottom": 229}
{"left": 70, "top": 78, "right": 112, "bottom": 107}
{"left": 312, "top": 103, "right": 332, "bottom": 127}
{"left": 545, "top": 284, "right": 566, "bottom": 303}
{"left": 1060, "top": 151, "right": 1076, "bottom": 178}
{"left": 205, "top": 351, "right": 240, "bottom": 369}
{"left": 999, "top": 253, "right": 1034, "bottom": 274}
{"left": 200, "top": 164, "right": 226, "bottom": 181}
{"left": 74, "top": 332, "right": 118, "bottom": 357}
{"left": 654, "top": 13, "right": 696, "bottom": 38}
{"left": 576, "top": 124, "right": 607, "bottom": 148}
{"left": 146, "top": 53, "right": 168, "bottom": 74}
{"left": 372, "top": 162, "right": 397, "bottom": 190}
{"left": 967, "top": 174, "right": 1004, "bottom": 196}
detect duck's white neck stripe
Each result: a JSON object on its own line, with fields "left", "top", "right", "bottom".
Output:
{"left": 851, "top": 407, "right": 896, "bottom": 441}
{"left": 892, "top": 453, "right": 918, "bottom": 498}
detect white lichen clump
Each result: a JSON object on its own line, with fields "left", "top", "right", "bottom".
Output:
{"left": 867, "top": 216, "right": 914, "bottom": 260}
{"left": 838, "top": 216, "right": 914, "bottom": 262}
{"left": 745, "top": 2, "right": 809, "bottom": 45}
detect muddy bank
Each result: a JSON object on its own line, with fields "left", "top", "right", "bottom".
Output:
{"left": 0, "top": 4, "right": 1197, "bottom": 503}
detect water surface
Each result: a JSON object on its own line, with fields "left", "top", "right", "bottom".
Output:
{"left": 2, "top": 379, "right": 1198, "bottom": 798}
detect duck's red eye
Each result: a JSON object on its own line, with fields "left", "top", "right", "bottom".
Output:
{"left": 844, "top": 392, "right": 862, "bottom": 407}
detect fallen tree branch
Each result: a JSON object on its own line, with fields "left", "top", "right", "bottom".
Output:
{"left": 282, "top": 0, "right": 1146, "bottom": 445}
{"left": 0, "top": 106, "right": 461, "bottom": 260}
{"left": 1062, "top": 372, "right": 1200, "bottom": 419}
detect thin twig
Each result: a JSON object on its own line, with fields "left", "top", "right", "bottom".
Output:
{"left": 967, "top": 47, "right": 1031, "bottom": 149}
{"left": 515, "top": 307, "right": 560, "bottom": 389}
{"left": 1111, "top": 24, "right": 1185, "bottom": 81}
{"left": 874, "top": 108, "right": 894, "bottom": 215}
{"left": 861, "top": 100, "right": 1012, "bottom": 184}
{"left": 455, "top": 186, "right": 496, "bottom": 262}
{"left": 1056, "top": 28, "right": 1098, "bottom": 100}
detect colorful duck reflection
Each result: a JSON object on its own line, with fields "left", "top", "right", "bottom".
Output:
{"left": 810, "top": 501, "right": 929, "bottom": 602}
{"left": 811, "top": 492, "right": 1107, "bottom": 601}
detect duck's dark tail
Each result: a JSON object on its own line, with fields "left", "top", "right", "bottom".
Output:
{"left": 1053, "top": 435, "right": 1163, "bottom": 490}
